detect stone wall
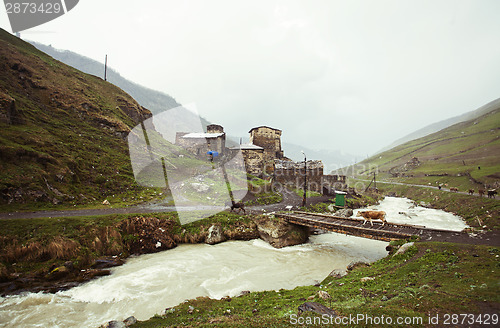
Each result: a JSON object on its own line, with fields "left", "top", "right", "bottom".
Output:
{"left": 274, "top": 160, "right": 324, "bottom": 193}
{"left": 242, "top": 148, "right": 264, "bottom": 176}
{"left": 322, "top": 174, "right": 347, "bottom": 194}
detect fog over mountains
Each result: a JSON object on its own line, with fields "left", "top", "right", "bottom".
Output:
{"left": 30, "top": 41, "right": 497, "bottom": 170}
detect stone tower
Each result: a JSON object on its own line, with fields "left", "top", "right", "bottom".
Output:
{"left": 248, "top": 126, "right": 284, "bottom": 173}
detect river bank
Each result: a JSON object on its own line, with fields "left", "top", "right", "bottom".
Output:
{"left": 126, "top": 241, "right": 499, "bottom": 328}
{"left": 0, "top": 209, "right": 313, "bottom": 296}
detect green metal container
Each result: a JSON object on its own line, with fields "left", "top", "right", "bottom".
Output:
{"left": 335, "top": 191, "right": 347, "bottom": 207}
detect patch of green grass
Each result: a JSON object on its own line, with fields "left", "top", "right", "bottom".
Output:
{"left": 292, "top": 188, "right": 322, "bottom": 198}
{"left": 245, "top": 192, "right": 283, "bottom": 206}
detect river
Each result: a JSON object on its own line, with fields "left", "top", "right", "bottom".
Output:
{"left": 0, "top": 197, "right": 468, "bottom": 328}
{"left": 0, "top": 234, "right": 388, "bottom": 328}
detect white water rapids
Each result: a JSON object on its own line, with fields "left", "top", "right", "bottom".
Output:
{"left": 354, "top": 196, "right": 469, "bottom": 232}
{"left": 0, "top": 197, "right": 468, "bottom": 328}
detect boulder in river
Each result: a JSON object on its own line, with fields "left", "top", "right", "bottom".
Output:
{"left": 253, "top": 216, "right": 309, "bottom": 248}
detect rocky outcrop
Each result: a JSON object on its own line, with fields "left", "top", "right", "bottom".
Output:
{"left": 253, "top": 215, "right": 309, "bottom": 248}
{"left": 297, "top": 302, "right": 338, "bottom": 317}
{"left": 205, "top": 224, "right": 226, "bottom": 245}
{"left": 100, "top": 316, "right": 137, "bottom": 328}
{"left": 347, "top": 260, "right": 370, "bottom": 271}
{"left": 0, "top": 91, "right": 24, "bottom": 125}
{"left": 117, "top": 217, "right": 177, "bottom": 254}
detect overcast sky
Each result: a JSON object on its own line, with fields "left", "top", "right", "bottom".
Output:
{"left": 1, "top": 0, "right": 499, "bottom": 157}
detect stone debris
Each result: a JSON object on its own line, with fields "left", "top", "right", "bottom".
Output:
{"left": 394, "top": 242, "right": 414, "bottom": 256}
{"left": 328, "top": 269, "right": 347, "bottom": 278}
{"left": 99, "top": 316, "right": 137, "bottom": 328}
{"left": 360, "top": 277, "right": 375, "bottom": 282}
{"left": 298, "top": 302, "right": 338, "bottom": 317}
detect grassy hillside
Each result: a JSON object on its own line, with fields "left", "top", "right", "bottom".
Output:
{"left": 377, "top": 98, "right": 500, "bottom": 154}
{"left": 0, "top": 28, "right": 182, "bottom": 210}
{"left": 344, "top": 101, "right": 500, "bottom": 191}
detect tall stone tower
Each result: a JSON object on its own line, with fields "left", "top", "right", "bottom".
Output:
{"left": 249, "top": 126, "right": 284, "bottom": 173}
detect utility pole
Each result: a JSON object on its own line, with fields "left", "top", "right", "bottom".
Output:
{"left": 302, "top": 151, "right": 307, "bottom": 207}
{"left": 104, "top": 54, "right": 108, "bottom": 81}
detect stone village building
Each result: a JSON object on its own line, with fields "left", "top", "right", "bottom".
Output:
{"left": 175, "top": 124, "right": 226, "bottom": 158}
{"left": 175, "top": 124, "right": 346, "bottom": 194}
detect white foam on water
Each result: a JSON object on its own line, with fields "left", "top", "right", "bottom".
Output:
{"left": 353, "top": 196, "right": 469, "bottom": 232}
{"left": 0, "top": 235, "right": 388, "bottom": 328}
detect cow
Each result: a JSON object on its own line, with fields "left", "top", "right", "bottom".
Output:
{"left": 356, "top": 210, "right": 387, "bottom": 226}
{"left": 487, "top": 189, "right": 497, "bottom": 199}
{"left": 478, "top": 189, "right": 485, "bottom": 197}
{"left": 450, "top": 187, "right": 459, "bottom": 192}
{"left": 468, "top": 189, "right": 474, "bottom": 195}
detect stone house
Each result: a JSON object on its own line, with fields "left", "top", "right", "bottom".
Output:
{"left": 175, "top": 123, "right": 347, "bottom": 194}
{"left": 175, "top": 124, "right": 226, "bottom": 158}
{"left": 229, "top": 143, "right": 264, "bottom": 176}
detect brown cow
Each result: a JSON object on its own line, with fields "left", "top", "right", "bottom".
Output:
{"left": 468, "top": 189, "right": 474, "bottom": 195}
{"left": 450, "top": 187, "right": 459, "bottom": 192}
{"left": 356, "top": 210, "right": 387, "bottom": 226}
{"left": 478, "top": 189, "right": 485, "bottom": 197}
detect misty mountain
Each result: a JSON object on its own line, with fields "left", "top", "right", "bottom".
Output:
{"left": 29, "top": 42, "right": 177, "bottom": 111}
{"left": 29, "top": 41, "right": 358, "bottom": 167}
{"left": 377, "top": 97, "right": 500, "bottom": 154}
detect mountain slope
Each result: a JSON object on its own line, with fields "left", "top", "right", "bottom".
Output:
{"left": 0, "top": 29, "right": 160, "bottom": 209}
{"left": 29, "top": 42, "right": 181, "bottom": 115}
{"left": 377, "top": 98, "right": 500, "bottom": 154}
{"left": 344, "top": 99, "right": 500, "bottom": 190}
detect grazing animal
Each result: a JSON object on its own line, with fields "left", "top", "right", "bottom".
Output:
{"left": 478, "top": 189, "right": 485, "bottom": 197}
{"left": 487, "top": 189, "right": 497, "bottom": 199}
{"left": 230, "top": 200, "right": 246, "bottom": 214}
{"left": 356, "top": 210, "right": 387, "bottom": 226}
{"left": 468, "top": 189, "right": 474, "bottom": 195}
{"left": 450, "top": 187, "right": 459, "bottom": 192}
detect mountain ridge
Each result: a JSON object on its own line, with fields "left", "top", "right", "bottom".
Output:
{"left": 377, "top": 97, "right": 500, "bottom": 154}
{"left": 344, "top": 99, "right": 500, "bottom": 190}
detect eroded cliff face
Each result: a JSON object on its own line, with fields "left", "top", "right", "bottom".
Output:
{"left": 253, "top": 215, "right": 309, "bottom": 248}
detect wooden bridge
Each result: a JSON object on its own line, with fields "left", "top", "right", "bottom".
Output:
{"left": 275, "top": 211, "right": 463, "bottom": 242}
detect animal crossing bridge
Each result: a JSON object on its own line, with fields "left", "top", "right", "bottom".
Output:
{"left": 275, "top": 211, "right": 462, "bottom": 242}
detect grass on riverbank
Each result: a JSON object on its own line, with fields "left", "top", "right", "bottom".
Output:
{"left": 0, "top": 211, "right": 257, "bottom": 279}
{"left": 130, "top": 242, "right": 500, "bottom": 328}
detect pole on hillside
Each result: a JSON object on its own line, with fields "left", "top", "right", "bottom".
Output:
{"left": 302, "top": 151, "right": 307, "bottom": 207}
{"left": 104, "top": 55, "right": 108, "bottom": 81}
